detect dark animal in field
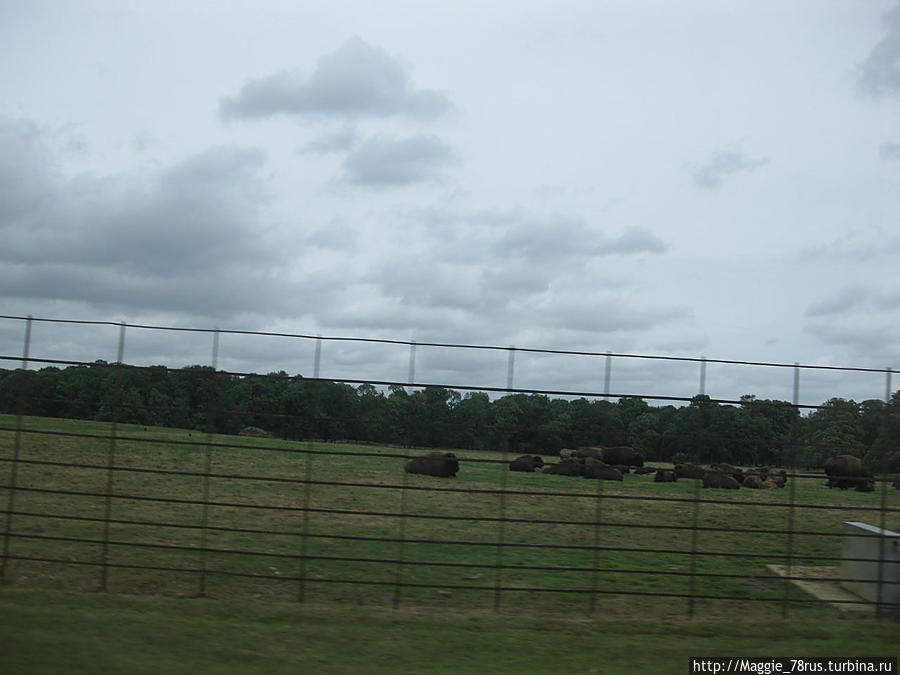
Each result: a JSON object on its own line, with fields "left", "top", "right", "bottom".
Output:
{"left": 601, "top": 446, "right": 644, "bottom": 467}
{"left": 654, "top": 469, "right": 677, "bottom": 482}
{"left": 559, "top": 448, "right": 578, "bottom": 459}
{"left": 702, "top": 470, "right": 741, "bottom": 489}
{"left": 509, "top": 455, "right": 544, "bottom": 472}
{"left": 580, "top": 458, "right": 623, "bottom": 481}
{"left": 893, "top": 476, "right": 900, "bottom": 490}
{"left": 742, "top": 475, "right": 765, "bottom": 489}
{"left": 710, "top": 462, "right": 745, "bottom": 484}
{"left": 575, "top": 447, "right": 603, "bottom": 459}
{"left": 767, "top": 468, "right": 787, "bottom": 488}
{"left": 674, "top": 463, "right": 706, "bottom": 480}
{"left": 824, "top": 454, "right": 872, "bottom": 491}
{"left": 633, "top": 466, "right": 656, "bottom": 475}
{"left": 543, "top": 458, "right": 583, "bottom": 476}
{"left": 404, "top": 452, "right": 460, "bottom": 478}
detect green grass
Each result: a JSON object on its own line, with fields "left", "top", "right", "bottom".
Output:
{"left": 1, "top": 414, "right": 899, "bottom": 620}
{"left": 1, "top": 588, "right": 898, "bottom": 674}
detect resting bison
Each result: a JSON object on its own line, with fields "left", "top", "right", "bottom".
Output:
{"left": 702, "top": 470, "right": 741, "bottom": 489}
{"left": 654, "top": 469, "right": 677, "bottom": 483}
{"left": 601, "top": 446, "right": 644, "bottom": 467}
{"left": 633, "top": 466, "right": 656, "bottom": 475}
{"left": 742, "top": 475, "right": 765, "bottom": 489}
{"left": 509, "top": 455, "right": 544, "bottom": 472}
{"left": 710, "top": 462, "right": 745, "bottom": 484}
{"left": 894, "top": 476, "right": 900, "bottom": 490}
{"left": 543, "top": 458, "right": 583, "bottom": 476}
{"left": 580, "top": 458, "right": 623, "bottom": 481}
{"left": 405, "top": 452, "right": 460, "bottom": 478}
{"left": 674, "top": 463, "right": 706, "bottom": 480}
{"left": 575, "top": 447, "right": 603, "bottom": 459}
{"left": 824, "top": 454, "right": 872, "bottom": 491}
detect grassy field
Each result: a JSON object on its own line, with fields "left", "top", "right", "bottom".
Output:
{"left": 1, "top": 588, "right": 898, "bottom": 674}
{"left": 1, "top": 414, "right": 899, "bottom": 623}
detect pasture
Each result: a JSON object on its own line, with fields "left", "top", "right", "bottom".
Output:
{"left": 1, "top": 414, "right": 898, "bottom": 621}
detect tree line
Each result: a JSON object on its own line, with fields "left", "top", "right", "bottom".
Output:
{"left": 1, "top": 362, "right": 897, "bottom": 471}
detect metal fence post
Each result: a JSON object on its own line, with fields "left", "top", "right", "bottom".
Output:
{"left": 198, "top": 329, "right": 219, "bottom": 597}
{"left": 1, "top": 316, "right": 33, "bottom": 579}
{"left": 688, "top": 478, "right": 700, "bottom": 618}
{"left": 297, "top": 453, "right": 313, "bottom": 603}
{"left": 589, "top": 479, "right": 604, "bottom": 616}
{"left": 99, "top": 321, "right": 127, "bottom": 591}
{"left": 780, "top": 363, "right": 800, "bottom": 618}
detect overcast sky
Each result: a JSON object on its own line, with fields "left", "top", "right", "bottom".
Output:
{"left": 1, "top": 0, "right": 898, "bottom": 408}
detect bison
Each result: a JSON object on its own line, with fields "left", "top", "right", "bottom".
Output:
{"left": 742, "top": 475, "right": 765, "bottom": 489}
{"left": 575, "top": 447, "right": 603, "bottom": 459}
{"left": 674, "top": 463, "right": 706, "bottom": 480}
{"left": 824, "top": 454, "right": 872, "bottom": 491}
{"left": 580, "top": 458, "right": 623, "bottom": 481}
{"left": 509, "top": 455, "right": 544, "bottom": 472}
{"left": 404, "top": 452, "right": 460, "bottom": 478}
{"left": 653, "top": 469, "right": 677, "bottom": 482}
{"left": 702, "top": 470, "right": 741, "bottom": 489}
{"left": 600, "top": 446, "right": 644, "bottom": 467}
{"left": 543, "top": 458, "right": 583, "bottom": 476}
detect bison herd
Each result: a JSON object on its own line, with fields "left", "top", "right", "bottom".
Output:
{"left": 404, "top": 447, "right": 899, "bottom": 493}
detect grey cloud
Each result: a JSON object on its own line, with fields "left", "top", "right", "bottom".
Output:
{"left": 692, "top": 151, "right": 769, "bottom": 190}
{"left": 301, "top": 127, "right": 359, "bottom": 154}
{"left": 806, "top": 286, "right": 900, "bottom": 318}
{"left": 0, "top": 120, "right": 317, "bottom": 319}
{"left": 0, "top": 118, "right": 58, "bottom": 225}
{"left": 495, "top": 218, "right": 667, "bottom": 260}
{"left": 4, "top": 145, "right": 275, "bottom": 276}
{"left": 857, "top": 4, "right": 900, "bottom": 99}
{"left": 341, "top": 135, "right": 456, "bottom": 186}
{"left": 880, "top": 142, "right": 900, "bottom": 160}
{"left": 220, "top": 37, "right": 452, "bottom": 121}
{"left": 804, "top": 286, "right": 867, "bottom": 317}
{"left": 541, "top": 295, "right": 689, "bottom": 334}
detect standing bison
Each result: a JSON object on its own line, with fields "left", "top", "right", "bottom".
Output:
{"left": 405, "top": 452, "right": 460, "bottom": 478}
{"left": 824, "top": 454, "right": 873, "bottom": 491}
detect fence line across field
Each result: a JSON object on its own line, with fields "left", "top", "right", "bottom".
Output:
{"left": 0, "top": 315, "right": 898, "bottom": 618}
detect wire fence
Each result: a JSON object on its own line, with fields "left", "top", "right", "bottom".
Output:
{"left": 0, "top": 315, "right": 898, "bottom": 619}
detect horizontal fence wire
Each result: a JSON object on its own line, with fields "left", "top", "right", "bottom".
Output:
{"left": 0, "top": 315, "right": 899, "bottom": 618}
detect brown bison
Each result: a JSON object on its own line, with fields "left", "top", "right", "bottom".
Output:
{"left": 580, "top": 458, "right": 623, "bottom": 481}
{"left": 674, "top": 463, "right": 706, "bottom": 479}
{"left": 824, "top": 454, "right": 872, "bottom": 491}
{"left": 742, "top": 475, "right": 765, "bottom": 489}
{"left": 405, "top": 452, "right": 460, "bottom": 477}
{"left": 654, "top": 469, "right": 677, "bottom": 482}
{"left": 575, "top": 447, "right": 603, "bottom": 459}
{"left": 702, "top": 470, "right": 741, "bottom": 489}
{"left": 509, "top": 455, "right": 544, "bottom": 472}
{"left": 543, "top": 459, "right": 583, "bottom": 476}
{"left": 600, "top": 446, "right": 644, "bottom": 467}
